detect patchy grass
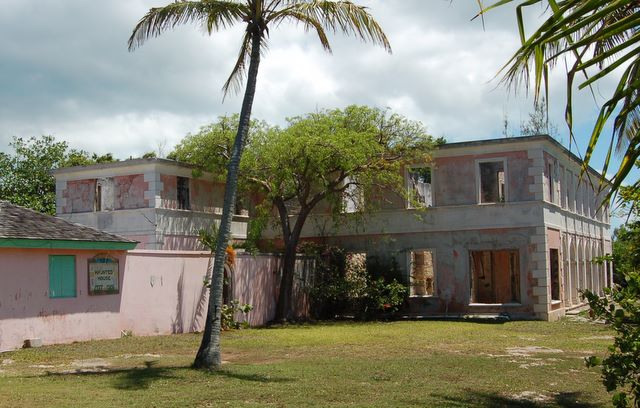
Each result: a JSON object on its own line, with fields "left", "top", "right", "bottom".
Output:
{"left": 0, "top": 319, "right": 613, "bottom": 407}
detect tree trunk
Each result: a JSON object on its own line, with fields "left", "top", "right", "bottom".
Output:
{"left": 276, "top": 240, "right": 298, "bottom": 321}
{"left": 274, "top": 208, "right": 310, "bottom": 322}
{"left": 193, "top": 29, "right": 261, "bottom": 370}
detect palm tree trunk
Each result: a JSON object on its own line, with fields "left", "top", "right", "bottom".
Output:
{"left": 193, "top": 29, "right": 262, "bottom": 370}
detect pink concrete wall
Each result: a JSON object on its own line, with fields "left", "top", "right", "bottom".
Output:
{"left": 160, "top": 174, "right": 179, "bottom": 209}
{"left": 0, "top": 248, "right": 127, "bottom": 352}
{"left": 62, "top": 179, "right": 96, "bottom": 213}
{"left": 120, "top": 252, "right": 281, "bottom": 332}
{"left": 114, "top": 174, "right": 148, "bottom": 210}
{"left": 434, "top": 150, "right": 534, "bottom": 206}
{"left": 1, "top": 249, "right": 292, "bottom": 351}
{"left": 191, "top": 179, "right": 225, "bottom": 213}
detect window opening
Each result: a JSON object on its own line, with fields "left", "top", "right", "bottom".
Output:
{"left": 470, "top": 250, "right": 520, "bottom": 303}
{"left": 407, "top": 167, "right": 432, "bottom": 207}
{"left": 95, "top": 184, "right": 102, "bottom": 211}
{"left": 177, "top": 176, "right": 190, "bottom": 210}
{"left": 95, "top": 178, "right": 114, "bottom": 211}
{"left": 342, "top": 176, "right": 363, "bottom": 213}
{"left": 410, "top": 250, "right": 435, "bottom": 296}
{"left": 550, "top": 248, "right": 560, "bottom": 301}
{"left": 479, "top": 161, "right": 505, "bottom": 203}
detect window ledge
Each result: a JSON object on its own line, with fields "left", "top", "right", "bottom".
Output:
{"left": 409, "top": 295, "right": 438, "bottom": 299}
{"left": 551, "top": 300, "right": 562, "bottom": 305}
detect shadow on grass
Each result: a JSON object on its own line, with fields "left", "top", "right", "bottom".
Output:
{"left": 207, "top": 369, "right": 294, "bottom": 383}
{"left": 39, "top": 360, "right": 178, "bottom": 390}
{"left": 38, "top": 360, "right": 293, "bottom": 390}
{"left": 113, "top": 361, "right": 176, "bottom": 390}
{"left": 430, "top": 390, "right": 602, "bottom": 408}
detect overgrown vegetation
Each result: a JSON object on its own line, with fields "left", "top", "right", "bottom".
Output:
{"left": 301, "top": 243, "right": 407, "bottom": 320}
{"left": 583, "top": 191, "right": 640, "bottom": 407}
{"left": 221, "top": 300, "right": 253, "bottom": 330}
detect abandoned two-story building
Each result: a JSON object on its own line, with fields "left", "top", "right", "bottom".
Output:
{"left": 291, "top": 135, "right": 612, "bottom": 321}
{"left": 54, "top": 158, "right": 249, "bottom": 250}
{"left": 52, "top": 135, "right": 612, "bottom": 322}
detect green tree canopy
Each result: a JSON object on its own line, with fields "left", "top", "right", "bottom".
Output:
{"left": 171, "top": 106, "right": 439, "bottom": 320}
{"left": 0, "top": 136, "right": 116, "bottom": 215}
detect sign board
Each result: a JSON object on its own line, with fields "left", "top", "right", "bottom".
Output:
{"left": 88, "top": 255, "right": 119, "bottom": 295}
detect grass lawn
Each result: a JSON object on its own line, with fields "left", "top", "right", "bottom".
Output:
{"left": 0, "top": 319, "right": 614, "bottom": 407}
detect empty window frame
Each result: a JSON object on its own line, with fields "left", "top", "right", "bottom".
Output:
{"left": 477, "top": 160, "right": 506, "bottom": 204}
{"left": 409, "top": 250, "right": 435, "bottom": 296}
{"left": 407, "top": 166, "right": 432, "bottom": 208}
{"left": 49, "top": 255, "right": 76, "bottom": 298}
{"left": 470, "top": 250, "right": 520, "bottom": 304}
{"left": 342, "top": 176, "right": 363, "bottom": 213}
{"left": 177, "top": 176, "right": 190, "bottom": 210}
{"left": 94, "top": 178, "right": 114, "bottom": 211}
{"left": 550, "top": 248, "right": 561, "bottom": 301}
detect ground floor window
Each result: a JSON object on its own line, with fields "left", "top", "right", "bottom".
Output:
{"left": 409, "top": 250, "right": 435, "bottom": 296}
{"left": 470, "top": 250, "right": 519, "bottom": 303}
{"left": 549, "top": 248, "right": 560, "bottom": 301}
{"left": 49, "top": 255, "right": 76, "bottom": 298}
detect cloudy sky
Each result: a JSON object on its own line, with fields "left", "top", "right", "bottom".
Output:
{"left": 0, "top": 1, "right": 624, "bottom": 177}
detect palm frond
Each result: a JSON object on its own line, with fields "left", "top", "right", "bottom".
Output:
{"left": 266, "top": 0, "right": 391, "bottom": 53}
{"left": 480, "top": 0, "right": 640, "bottom": 201}
{"left": 128, "top": 0, "right": 247, "bottom": 50}
{"left": 222, "top": 31, "right": 253, "bottom": 96}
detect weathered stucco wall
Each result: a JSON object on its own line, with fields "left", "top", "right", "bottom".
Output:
{"left": 113, "top": 174, "right": 148, "bottom": 210}
{"left": 434, "top": 150, "right": 534, "bottom": 206}
{"left": 0, "top": 250, "right": 297, "bottom": 352}
{"left": 319, "top": 226, "right": 537, "bottom": 318}
{"left": 61, "top": 179, "right": 96, "bottom": 214}
{"left": 0, "top": 248, "right": 128, "bottom": 352}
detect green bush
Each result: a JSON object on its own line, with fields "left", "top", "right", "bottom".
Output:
{"left": 221, "top": 300, "right": 253, "bottom": 330}
{"left": 303, "top": 243, "right": 407, "bottom": 320}
{"left": 583, "top": 270, "right": 640, "bottom": 407}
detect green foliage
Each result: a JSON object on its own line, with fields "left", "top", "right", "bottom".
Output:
{"left": 611, "top": 221, "right": 640, "bottom": 285}
{"left": 221, "top": 300, "right": 253, "bottom": 330}
{"left": 584, "top": 185, "right": 640, "bottom": 407}
{"left": 169, "top": 114, "right": 275, "bottom": 181}
{"left": 0, "top": 136, "right": 115, "bottom": 214}
{"left": 303, "top": 243, "right": 407, "bottom": 320}
{"left": 583, "top": 272, "right": 640, "bottom": 408}
{"left": 243, "top": 105, "right": 436, "bottom": 218}
{"left": 198, "top": 223, "right": 220, "bottom": 253}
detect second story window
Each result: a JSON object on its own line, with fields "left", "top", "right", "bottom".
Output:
{"left": 177, "top": 176, "right": 190, "bottom": 210}
{"left": 94, "top": 178, "right": 114, "bottom": 211}
{"left": 407, "top": 166, "right": 432, "bottom": 208}
{"left": 478, "top": 160, "right": 505, "bottom": 203}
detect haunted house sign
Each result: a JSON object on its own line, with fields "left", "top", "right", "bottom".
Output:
{"left": 88, "top": 255, "right": 119, "bottom": 295}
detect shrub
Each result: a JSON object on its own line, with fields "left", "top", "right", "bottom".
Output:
{"left": 221, "top": 300, "right": 253, "bottom": 330}
{"left": 583, "top": 270, "right": 640, "bottom": 408}
{"left": 304, "top": 243, "right": 407, "bottom": 320}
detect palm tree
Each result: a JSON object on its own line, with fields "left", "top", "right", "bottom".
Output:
{"left": 128, "top": 0, "right": 390, "bottom": 370}
{"left": 477, "top": 0, "right": 639, "bottom": 197}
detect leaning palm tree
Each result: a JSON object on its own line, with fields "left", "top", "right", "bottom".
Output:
{"left": 477, "top": 0, "right": 639, "bottom": 198}
{"left": 128, "top": 0, "right": 390, "bottom": 370}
